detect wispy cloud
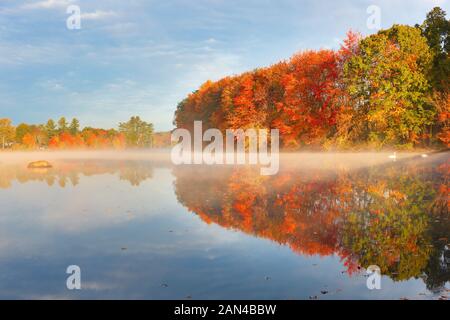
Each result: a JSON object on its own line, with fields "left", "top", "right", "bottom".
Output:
{"left": 81, "top": 10, "right": 118, "bottom": 20}
{"left": 0, "top": 43, "right": 72, "bottom": 66}
{"left": 39, "top": 79, "right": 65, "bottom": 91}
{"left": 21, "top": 0, "right": 75, "bottom": 10}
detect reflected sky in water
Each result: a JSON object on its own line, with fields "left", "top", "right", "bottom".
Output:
{"left": 0, "top": 153, "right": 448, "bottom": 299}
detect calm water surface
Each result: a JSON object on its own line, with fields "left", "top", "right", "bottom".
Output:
{"left": 0, "top": 152, "right": 448, "bottom": 299}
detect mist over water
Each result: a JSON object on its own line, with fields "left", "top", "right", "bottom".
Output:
{"left": 0, "top": 150, "right": 424, "bottom": 167}
{"left": 0, "top": 151, "right": 448, "bottom": 299}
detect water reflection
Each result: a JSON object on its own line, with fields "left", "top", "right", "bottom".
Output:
{"left": 173, "top": 153, "right": 449, "bottom": 292}
{"left": 0, "top": 160, "right": 154, "bottom": 188}
{"left": 0, "top": 153, "right": 448, "bottom": 299}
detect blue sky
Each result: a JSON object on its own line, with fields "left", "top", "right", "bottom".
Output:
{"left": 0, "top": 0, "right": 448, "bottom": 131}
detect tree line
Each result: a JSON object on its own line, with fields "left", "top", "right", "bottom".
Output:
{"left": 0, "top": 116, "right": 154, "bottom": 150}
{"left": 174, "top": 7, "right": 449, "bottom": 150}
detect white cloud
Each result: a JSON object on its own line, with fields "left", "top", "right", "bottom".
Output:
{"left": 21, "top": 0, "right": 74, "bottom": 10}
{"left": 205, "top": 38, "right": 219, "bottom": 44}
{"left": 39, "top": 79, "right": 65, "bottom": 91}
{"left": 0, "top": 43, "right": 71, "bottom": 66}
{"left": 80, "top": 10, "right": 118, "bottom": 20}
{"left": 426, "top": 0, "right": 447, "bottom": 5}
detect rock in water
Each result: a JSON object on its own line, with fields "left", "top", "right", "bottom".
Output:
{"left": 27, "top": 161, "right": 53, "bottom": 169}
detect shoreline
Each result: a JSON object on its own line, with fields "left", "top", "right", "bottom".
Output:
{"left": 0, "top": 150, "right": 447, "bottom": 171}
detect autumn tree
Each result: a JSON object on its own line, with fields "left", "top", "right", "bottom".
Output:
{"left": 227, "top": 74, "right": 260, "bottom": 129}
{"left": 22, "top": 132, "right": 37, "bottom": 149}
{"left": 277, "top": 50, "right": 340, "bottom": 148}
{"left": 332, "top": 31, "right": 362, "bottom": 148}
{"left": 430, "top": 91, "right": 450, "bottom": 147}
{"left": 15, "top": 123, "right": 32, "bottom": 143}
{"left": 343, "top": 25, "right": 434, "bottom": 148}
{"left": 0, "top": 118, "right": 15, "bottom": 149}
{"left": 15, "top": 124, "right": 47, "bottom": 148}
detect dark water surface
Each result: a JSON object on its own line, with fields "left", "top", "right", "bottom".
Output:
{"left": 0, "top": 152, "right": 448, "bottom": 299}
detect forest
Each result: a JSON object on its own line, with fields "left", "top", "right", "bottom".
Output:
{"left": 174, "top": 7, "right": 449, "bottom": 150}
{"left": 0, "top": 116, "right": 156, "bottom": 150}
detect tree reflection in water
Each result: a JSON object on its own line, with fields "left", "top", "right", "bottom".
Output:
{"left": 0, "top": 154, "right": 447, "bottom": 294}
{"left": 173, "top": 154, "right": 449, "bottom": 292}
{"left": 0, "top": 160, "right": 154, "bottom": 188}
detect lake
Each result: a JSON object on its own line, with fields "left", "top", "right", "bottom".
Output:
{"left": 0, "top": 151, "right": 448, "bottom": 299}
